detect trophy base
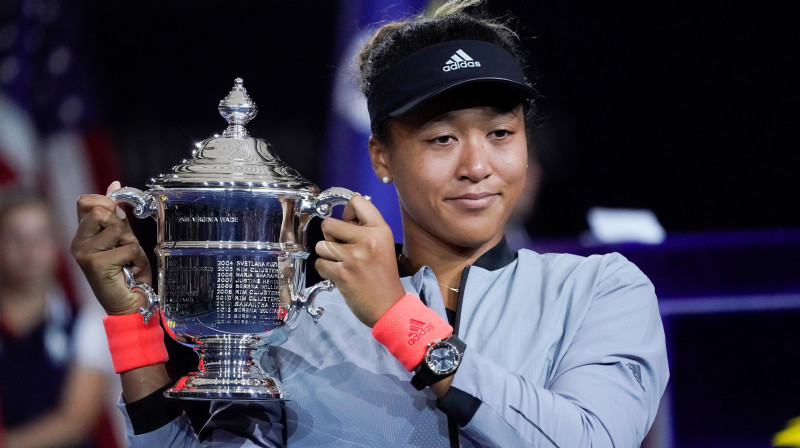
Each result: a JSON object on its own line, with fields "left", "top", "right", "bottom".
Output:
{"left": 164, "top": 372, "right": 287, "bottom": 401}
{"left": 163, "top": 335, "right": 287, "bottom": 401}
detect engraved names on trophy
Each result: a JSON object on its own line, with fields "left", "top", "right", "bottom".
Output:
{"left": 163, "top": 254, "right": 282, "bottom": 330}
{"left": 215, "top": 258, "right": 281, "bottom": 326}
{"left": 164, "top": 257, "right": 213, "bottom": 317}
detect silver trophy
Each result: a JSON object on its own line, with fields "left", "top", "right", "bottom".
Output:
{"left": 109, "top": 78, "right": 355, "bottom": 400}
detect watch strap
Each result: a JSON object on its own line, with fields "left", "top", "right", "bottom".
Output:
{"left": 411, "top": 335, "right": 466, "bottom": 390}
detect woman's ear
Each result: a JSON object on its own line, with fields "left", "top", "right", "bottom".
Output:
{"left": 369, "top": 135, "right": 391, "bottom": 181}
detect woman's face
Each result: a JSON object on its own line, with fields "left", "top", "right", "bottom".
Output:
{"left": 0, "top": 204, "right": 59, "bottom": 285}
{"left": 373, "top": 101, "right": 528, "bottom": 251}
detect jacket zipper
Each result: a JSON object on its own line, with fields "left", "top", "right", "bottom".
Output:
{"left": 448, "top": 264, "right": 471, "bottom": 448}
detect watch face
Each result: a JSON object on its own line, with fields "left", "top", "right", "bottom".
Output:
{"left": 426, "top": 341, "right": 461, "bottom": 375}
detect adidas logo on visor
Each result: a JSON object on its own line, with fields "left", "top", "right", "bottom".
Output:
{"left": 442, "top": 49, "right": 482, "bottom": 72}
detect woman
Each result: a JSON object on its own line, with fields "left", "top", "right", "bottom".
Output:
{"left": 72, "top": 1, "right": 668, "bottom": 446}
{"left": 0, "top": 194, "right": 116, "bottom": 448}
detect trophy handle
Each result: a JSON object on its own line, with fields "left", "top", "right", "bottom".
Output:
{"left": 301, "top": 187, "right": 372, "bottom": 222}
{"left": 107, "top": 187, "right": 160, "bottom": 323}
{"left": 301, "top": 279, "right": 335, "bottom": 322}
{"left": 122, "top": 266, "right": 160, "bottom": 324}
{"left": 299, "top": 187, "right": 371, "bottom": 321}
{"left": 107, "top": 187, "right": 159, "bottom": 219}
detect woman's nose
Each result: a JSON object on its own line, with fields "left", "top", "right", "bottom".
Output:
{"left": 457, "top": 136, "right": 492, "bottom": 181}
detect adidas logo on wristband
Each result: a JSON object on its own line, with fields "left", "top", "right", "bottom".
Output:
{"left": 407, "top": 318, "right": 434, "bottom": 345}
{"left": 442, "top": 49, "right": 482, "bottom": 72}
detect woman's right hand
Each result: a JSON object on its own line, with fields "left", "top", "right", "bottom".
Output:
{"left": 70, "top": 181, "right": 152, "bottom": 315}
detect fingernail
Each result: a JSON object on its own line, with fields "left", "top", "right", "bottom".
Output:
{"left": 106, "top": 180, "right": 121, "bottom": 195}
{"left": 116, "top": 206, "right": 126, "bottom": 219}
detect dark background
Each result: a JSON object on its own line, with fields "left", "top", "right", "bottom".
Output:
{"left": 79, "top": 1, "right": 800, "bottom": 239}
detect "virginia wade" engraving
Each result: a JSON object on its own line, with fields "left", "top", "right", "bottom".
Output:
{"left": 176, "top": 216, "right": 240, "bottom": 223}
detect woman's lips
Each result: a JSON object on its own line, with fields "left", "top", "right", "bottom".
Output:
{"left": 448, "top": 192, "right": 498, "bottom": 209}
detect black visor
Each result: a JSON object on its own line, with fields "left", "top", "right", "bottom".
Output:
{"left": 366, "top": 39, "right": 538, "bottom": 126}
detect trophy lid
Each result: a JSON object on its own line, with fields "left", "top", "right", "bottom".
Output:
{"left": 148, "top": 78, "right": 319, "bottom": 193}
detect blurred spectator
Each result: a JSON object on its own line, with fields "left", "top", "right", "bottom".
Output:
{"left": 0, "top": 193, "right": 119, "bottom": 448}
{"left": 504, "top": 155, "right": 542, "bottom": 250}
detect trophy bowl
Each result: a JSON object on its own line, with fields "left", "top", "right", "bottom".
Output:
{"left": 109, "top": 78, "right": 355, "bottom": 400}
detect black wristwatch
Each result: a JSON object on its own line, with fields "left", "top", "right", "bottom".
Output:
{"left": 410, "top": 335, "right": 466, "bottom": 391}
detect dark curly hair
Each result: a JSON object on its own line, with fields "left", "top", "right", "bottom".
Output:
{"left": 356, "top": 0, "right": 537, "bottom": 142}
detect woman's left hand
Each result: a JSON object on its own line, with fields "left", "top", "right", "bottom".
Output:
{"left": 314, "top": 194, "right": 406, "bottom": 327}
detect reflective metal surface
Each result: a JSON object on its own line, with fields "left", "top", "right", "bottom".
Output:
{"left": 109, "top": 79, "right": 355, "bottom": 400}
{"left": 151, "top": 78, "right": 318, "bottom": 190}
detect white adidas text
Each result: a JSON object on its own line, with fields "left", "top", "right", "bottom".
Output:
{"left": 442, "top": 49, "right": 481, "bottom": 72}
{"left": 443, "top": 60, "right": 481, "bottom": 72}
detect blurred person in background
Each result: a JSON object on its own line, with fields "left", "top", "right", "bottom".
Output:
{"left": 503, "top": 160, "right": 542, "bottom": 250}
{"left": 0, "top": 193, "right": 119, "bottom": 448}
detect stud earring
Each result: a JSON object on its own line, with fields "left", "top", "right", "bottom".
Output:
{"left": 381, "top": 176, "right": 391, "bottom": 184}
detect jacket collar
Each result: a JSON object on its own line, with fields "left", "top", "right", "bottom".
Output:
{"left": 396, "top": 236, "right": 517, "bottom": 277}
{"left": 472, "top": 237, "right": 518, "bottom": 271}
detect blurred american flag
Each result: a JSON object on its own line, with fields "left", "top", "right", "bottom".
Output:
{"left": 0, "top": 0, "right": 122, "bottom": 296}
{"left": 322, "top": 0, "right": 431, "bottom": 240}
{"left": 0, "top": 2, "right": 123, "bottom": 444}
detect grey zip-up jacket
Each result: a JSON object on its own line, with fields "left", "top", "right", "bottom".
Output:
{"left": 121, "top": 240, "right": 669, "bottom": 447}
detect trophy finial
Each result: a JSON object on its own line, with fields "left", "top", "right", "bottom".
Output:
{"left": 219, "top": 77, "right": 258, "bottom": 138}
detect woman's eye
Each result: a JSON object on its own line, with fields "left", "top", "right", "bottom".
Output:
{"left": 430, "top": 135, "right": 455, "bottom": 144}
{"left": 490, "top": 129, "right": 512, "bottom": 139}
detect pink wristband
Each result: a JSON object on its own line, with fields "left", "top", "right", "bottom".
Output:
{"left": 372, "top": 293, "right": 453, "bottom": 371}
{"left": 103, "top": 313, "right": 169, "bottom": 373}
